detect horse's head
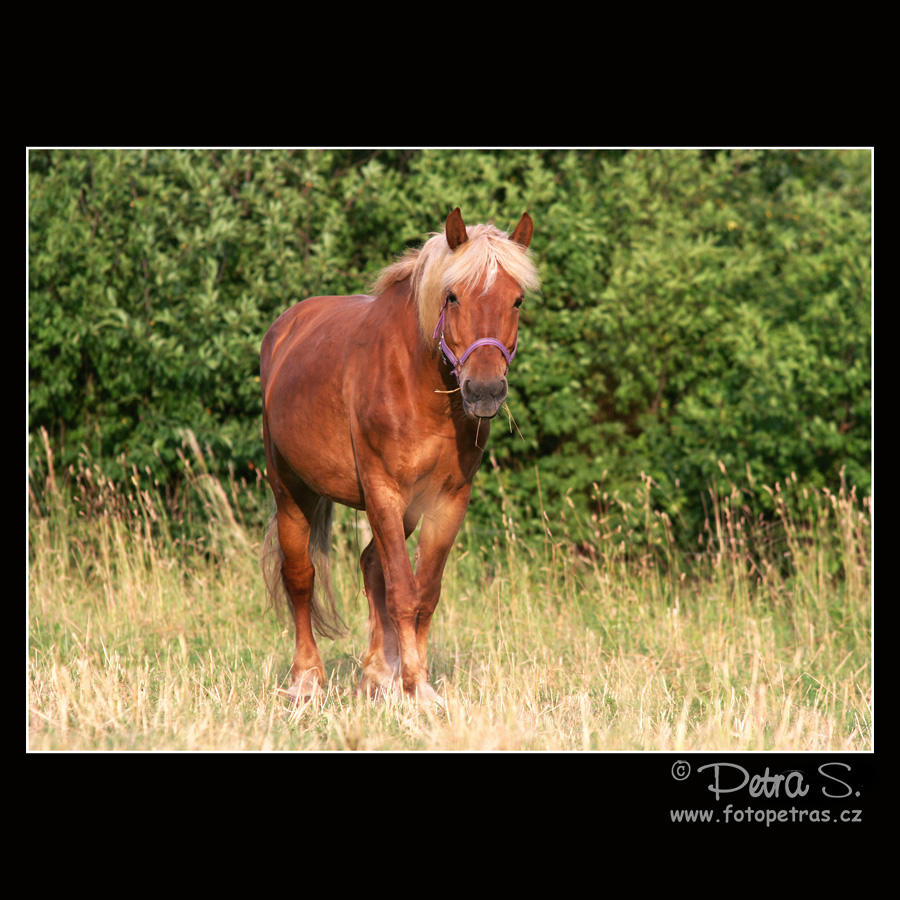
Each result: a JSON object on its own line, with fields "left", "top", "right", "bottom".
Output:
{"left": 436, "top": 208, "right": 534, "bottom": 419}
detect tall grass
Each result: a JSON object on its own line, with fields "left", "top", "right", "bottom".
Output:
{"left": 27, "top": 432, "right": 871, "bottom": 751}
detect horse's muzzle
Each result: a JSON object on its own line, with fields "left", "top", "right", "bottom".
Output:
{"left": 461, "top": 375, "right": 508, "bottom": 419}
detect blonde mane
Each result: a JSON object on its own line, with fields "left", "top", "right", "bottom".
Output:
{"left": 369, "top": 220, "right": 540, "bottom": 342}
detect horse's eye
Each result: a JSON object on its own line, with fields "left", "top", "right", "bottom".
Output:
{"left": 447, "top": 293, "right": 458, "bottom": 304}
{"left": 513, "top": 297, "right": 524, "bottom": 309}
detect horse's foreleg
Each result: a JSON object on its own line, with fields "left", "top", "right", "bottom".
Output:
{"left": 362, "top": 490, "right": 441, "bottom": 705}
{"left": 413, "top": 489, "right": 472, "bottom": 677}
{"left": 359, "top": 537, "right": 401, "bottom": 699}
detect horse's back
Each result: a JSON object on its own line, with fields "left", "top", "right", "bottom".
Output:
{"left": 261, "top": 294, "right": 374, "bottom": 390}
{"left": 261, "top": 294, "right": 375, "bottom": 506}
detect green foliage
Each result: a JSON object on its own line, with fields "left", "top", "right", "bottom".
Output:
{"left": 28, "top": 149, "right": 871, "bottom": 546}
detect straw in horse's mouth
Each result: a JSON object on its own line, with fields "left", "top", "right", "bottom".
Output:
{"left": 433, "top": 385, "right": 502, "bottom": 434}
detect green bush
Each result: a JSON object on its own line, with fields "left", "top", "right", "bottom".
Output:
{"left": 28, "top": 148, "right": 871, "bottom": 547}
{"left": 491, "top": 149, "right": 871, "bottom": 543}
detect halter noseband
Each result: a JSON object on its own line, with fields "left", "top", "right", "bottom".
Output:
{"left": 432, "top": 295, "right": 518, "bottom": 380}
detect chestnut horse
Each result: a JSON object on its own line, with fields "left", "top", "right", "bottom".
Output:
{"left": 260, "top": 208, "right": 539, "bottom": 706}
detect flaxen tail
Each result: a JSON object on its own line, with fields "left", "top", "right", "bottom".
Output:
{"left": 261, "top": 498, "right": 347, "bottom": 639}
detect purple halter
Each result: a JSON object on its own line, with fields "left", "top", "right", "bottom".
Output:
{"left": 432, "top": 295, "right": 518, "bottom": 380}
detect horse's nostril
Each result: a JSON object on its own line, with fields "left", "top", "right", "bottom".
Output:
{"left": 461, "top": 376, "right": 508, "bottom": 416}
{"left": 464, "top": 378, "right": 505, "bottom": 399}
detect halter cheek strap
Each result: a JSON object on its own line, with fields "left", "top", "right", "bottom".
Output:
{"left": 432, "top": 297, "right": 518, "bottom": 380}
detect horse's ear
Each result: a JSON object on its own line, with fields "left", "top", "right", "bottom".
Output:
{"left": 445, "top": 207, "right": 468, "bottom": 250}
{"left": 510, "top": 212, "right": 533, "bottom": 249}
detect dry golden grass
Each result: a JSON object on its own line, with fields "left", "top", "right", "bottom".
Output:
{"left": 27, "top": 434, "right": 871, "bottom": 752}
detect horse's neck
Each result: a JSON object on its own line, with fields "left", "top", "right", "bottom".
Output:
{"left": 380, "top": 280, "right": 441, "bottom": 374}
{"left": 377, "top": 280, "right": 477, "bottom": 425}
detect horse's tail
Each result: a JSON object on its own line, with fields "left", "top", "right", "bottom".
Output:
{"left": 261, "top": 498, "right": 347, "bottom": 640}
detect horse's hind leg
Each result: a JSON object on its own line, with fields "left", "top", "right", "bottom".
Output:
{"left": 274, "top": 492, "right": 327, "bottom": 701}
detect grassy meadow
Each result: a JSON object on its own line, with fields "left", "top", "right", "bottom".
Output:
{"left": 27, "top": 434, "right": 872, "bottom": 752}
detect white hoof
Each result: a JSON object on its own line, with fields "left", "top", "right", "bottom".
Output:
{"left": 282, "top": 669, "right": 325, "bottom": 704}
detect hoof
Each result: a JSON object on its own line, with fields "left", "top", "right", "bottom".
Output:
{"left": 282, "top": 669, "right": 326, "bottom": 705}
{"left": 358, "top": 671, "right": 444, "bottom": 710}
{"left": 358, "top": 672, "right": 401, "bottom": 703}
{"left": 408, "top": 681, "right": 445, "bottom": 711}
